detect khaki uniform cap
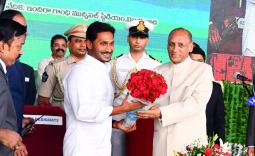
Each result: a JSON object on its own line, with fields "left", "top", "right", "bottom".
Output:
{"left": 64, "top": 23, "right": 88, "bottom": 38}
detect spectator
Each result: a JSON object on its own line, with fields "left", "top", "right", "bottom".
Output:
{"left": 0, "top": 18, "right": 28, "bottom": 156}
{"left": 38, "top": 23, "right": 87, "bottom": 107}
{"left": 0, "top": 9, "right": 36, "bottom": 132}
{"left": 37, "top": 34, "right": 67, "bottom": 85}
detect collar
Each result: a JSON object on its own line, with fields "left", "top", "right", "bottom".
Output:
{"left": 87, "top": 54, "right": 108, "bottom": 66}
{"left": 172, "top": 56, "right": 192, "bottom": 69}
{"left": 127, "top": 51, "right": 149, "bottom": 61}
{"left": 49, "top": 56, "right": 55, "bottom": 61}
{"left": 67, "top": 55, "right": 77, "bottom": 64}
{"left": 0, "top": 59, "right": 7, "bottom": 74}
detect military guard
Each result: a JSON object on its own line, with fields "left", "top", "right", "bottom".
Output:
{"left": 111, "top": 20, "right": 161, "bottom": 156}
{"left": 38, "top": 23, "right": 88, "bottom": 107}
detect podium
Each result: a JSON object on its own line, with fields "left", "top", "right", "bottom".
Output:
{"left": 23, "top": 105, "right": 66, "bottom": 156}
{"left": 127, "top": 119, "right": 154, "bottom": 156}
{"left": 22, "top": 106, "right": 154, "bottom": 156}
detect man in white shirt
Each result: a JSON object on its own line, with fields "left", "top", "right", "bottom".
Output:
{"left": 137, "top": 28, "right": 214, "bottom": 156}
{"left": 37, "top": 34, "right": 67, "bottom": 84}
{"left": 111, "top": 20, "right": 161, "bottom": 156}
{"left": 63, "top": 21, "right": 143, "bottom": 156}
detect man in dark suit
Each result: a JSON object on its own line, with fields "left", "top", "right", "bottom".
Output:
{"left": 190, "top": 42, "right": 225, "bottom": 143}
{"left": 1, "top": 9, "right": 36, "bottom": 133}
{"left": 0, "top": 18, "right": 28, "bottom": 156}
{"left": 7, "top": 60, "right": 36, "bottom": 133}
{"left": 9, "top": 61, "right": 37, "bottom": 104}
{"left": 20, "top": 62, "right": 36, "bottom": 105}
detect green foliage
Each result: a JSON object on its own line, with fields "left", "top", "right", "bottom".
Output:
{"left": 223, "top": 81, "right": 251, "bottom": 144}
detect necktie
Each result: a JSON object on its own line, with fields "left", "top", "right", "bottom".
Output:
{"left": 5, "top": 71, "right": 9, "bottom": 84}
{"left": 0, "top": 66, "right": 8, "bottom": 84}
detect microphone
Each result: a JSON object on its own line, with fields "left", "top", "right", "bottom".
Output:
{"left": 233, "top": 72, "right": 250, "bottom": 81}
{"left": 21, "top": 114, "right": 45, "bottom": 137}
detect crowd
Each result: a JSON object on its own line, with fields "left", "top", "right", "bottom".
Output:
{"left": 0, "top": 8, "right": 254, "bottom": 156}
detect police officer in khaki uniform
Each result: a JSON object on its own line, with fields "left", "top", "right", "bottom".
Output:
{"left": 38, "top": 23, "right": 88, "bottom": 107}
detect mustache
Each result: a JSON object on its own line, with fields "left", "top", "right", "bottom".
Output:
{"left": 56, "top": 48, "right": 65, "bottom": 52}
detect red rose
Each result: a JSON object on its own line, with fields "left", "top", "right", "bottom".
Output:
{"left": 131, "top": 89, "right": 141, "bottom": 97}
{"left": 127, "top": 69, "right": 168, "bottom": 104}
{"left": 204, "top": 148, "right": 213, "bottom": 156}
{"left": 213, "top": 144, "right": 220, "bottom": 149}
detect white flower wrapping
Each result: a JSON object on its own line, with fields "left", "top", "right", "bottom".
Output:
{"left": 123, "top": 94, "right": 156, "bottom": 127}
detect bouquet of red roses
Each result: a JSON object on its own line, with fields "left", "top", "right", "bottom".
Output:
{"left": 123, "top": 69, "right": 167, "bottom": 127}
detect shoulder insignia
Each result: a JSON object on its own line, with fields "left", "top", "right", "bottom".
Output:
{"left": 149, "top": 54, "right": 161, "bottom": 63}
{"left": 111, "top": 54, "right": 123, "bottom": 60}
{"left": 41, "top": 71, "right": 48, "bottom": 82}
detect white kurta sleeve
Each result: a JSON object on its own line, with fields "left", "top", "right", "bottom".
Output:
{"left": 159, "top": 65, "right": 213, "bottom": 127}
{"left": 65, "top": 66, "right": 113, "bottom": 123}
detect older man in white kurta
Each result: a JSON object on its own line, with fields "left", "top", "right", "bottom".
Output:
{"left": 153, "top": 57, "right": 213, "bottom": 156}
{"left": 137, "top": 28, "right": 214, "bottom": 156}
{"left": 63, "top": 55, "right": 114, "bottom": 156}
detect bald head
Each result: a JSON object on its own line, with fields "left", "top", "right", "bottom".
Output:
{"left": 12, "top": 14, "right": 26, "bottom": 27}
{"left": 0, "top": 9, "right": 27, "bottom": 27}
{"left": 168, "top": 27, "right": 192, "bottom": 42}
{"left": 0, "top": 10, "right": 27, "bottom": 57}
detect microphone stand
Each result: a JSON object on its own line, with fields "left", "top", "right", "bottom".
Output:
{"left": 241, "top": 80, "right": 253, "bottom": 97}
{"left": 21, "top": 114, "right": 45, "bottom": 137}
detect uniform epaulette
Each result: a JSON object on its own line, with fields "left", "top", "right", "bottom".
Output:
{"left": 112, "top": 54, "right": 123, "bottom": 60}
{"left": 49, "top": 57, "right": 66, "bottom": 65}
{"left": 149, "top": 54, "right": 162, "bottom": 63}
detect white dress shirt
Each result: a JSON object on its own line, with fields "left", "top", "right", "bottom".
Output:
{"left": 63, "top": 55, "right": 114, "bottom": 156}
{"left": 112, "top": 52, "right": 161, "bottom": 121}
{"left": 0, "top": 59, "right": 7, "bottom": 74}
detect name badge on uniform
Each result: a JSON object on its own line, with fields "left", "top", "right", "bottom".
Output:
{"left": 25, "top": 77, "right": 30, "bottom": 82}
{"left": 42, "top": 71, "right": 48, "bottom": 82}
